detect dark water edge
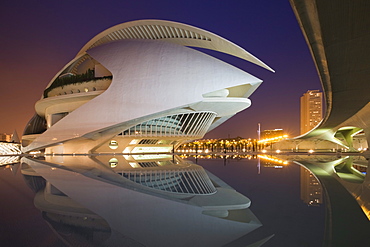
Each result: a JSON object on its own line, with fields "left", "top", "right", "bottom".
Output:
{"left": 195, "top": 158, "right": 326, "bottom": 247}
{"left": 0, "top": 166, "right": 65, "bottom": 247}
{"left": 0, "top": 157, "right": 326, "bottom": 247}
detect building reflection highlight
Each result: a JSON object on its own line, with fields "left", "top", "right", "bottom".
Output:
{"left": 2, "top": 153, "right": 368, "bottom": 246}
{"left": 300, "top": 167, "right": 323, "bottom": 206}
{"left": 20, "top": 155, "right": 270, "bottom": 247}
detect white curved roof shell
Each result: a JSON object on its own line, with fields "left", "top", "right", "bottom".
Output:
{"left": 24, "top": 20, "right": 274, "bottom": 153}
{"left": 25, "top": 40, "right": 262, "bottom": 152}
{"left": 77, "top": 19, "right": 274, "bottom": 72}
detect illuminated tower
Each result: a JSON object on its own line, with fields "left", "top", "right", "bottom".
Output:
{"left": 300, "top": 90, "right": 323, "bottom": 135}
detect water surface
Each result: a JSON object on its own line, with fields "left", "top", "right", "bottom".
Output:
{"left": 1, "top": 154, "right": 368, "bottom": 246}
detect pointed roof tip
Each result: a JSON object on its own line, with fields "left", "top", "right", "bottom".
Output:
{"left": 259, "top": 63, "right": 275, "bottom": 73}
{"left": 11, "top": 130, "right": 20, "bottom": 143}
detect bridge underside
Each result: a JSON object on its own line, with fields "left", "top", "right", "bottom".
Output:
{"left": 285, "top": 0, "right": 370, "bottom": 151}
{"left": 276, "top": 102, "right": 370, "bottom": 151}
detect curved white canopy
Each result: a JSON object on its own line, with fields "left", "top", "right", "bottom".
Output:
{"left": 77, "top": 19, "right": 274, "bottom": 72}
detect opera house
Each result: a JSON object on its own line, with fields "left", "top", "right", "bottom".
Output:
{"left": 22, "top": 20, "right": 273, "bottom": 155}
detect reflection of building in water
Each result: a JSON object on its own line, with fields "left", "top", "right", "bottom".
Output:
{"left": 0, "top": 142, "right": 21, "bottom": 155}
{"left": 0, "top": 156, "right": 20, "bottom": 166}
{"left": 300, "top": 167, "right": 322, "bottom": 206}
{"left": 21, "top": 155, "right": 269, "bottom": 247}
{"left": 292, "top": 155, "right": 370, "bottom": 246}
{"left": 300, "top": 90, "right": 323, "bottom": 135}
{"left": 21, "top": 163, "right": 112, "bottom": 246}
{"left": 352, "top": 163, "right": 368, "bottom": 175}
{"left": 21, "top": 20, "right": 273, "bottom": 155}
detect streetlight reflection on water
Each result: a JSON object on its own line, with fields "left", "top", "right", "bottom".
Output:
{"left": 1, "top": 153, "right": 369, "bottom": 246}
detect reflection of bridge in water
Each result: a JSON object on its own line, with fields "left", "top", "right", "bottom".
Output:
{"left": 279, "top": 155, "right": 370, "bottom": 246}
{"left": 182, "top": 153, "right": 370, "bottom": 245}
{"left": 3, "top": 153, "right": 368, "bottom": 246}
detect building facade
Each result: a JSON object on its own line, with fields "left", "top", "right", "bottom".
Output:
{"left": 300, "top": 90, "right": 323, "bottom": 135}
{"left": 0, "top": 133, "right": 11, "bottom": 142}
{"left": 22, "top": 20, "right": 273, "bottom": 154}
{"left": 261, "top": 129, "right": 285, "bottom": 140}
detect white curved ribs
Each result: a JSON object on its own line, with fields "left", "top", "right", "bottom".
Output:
{"left": 77, "top": 19, "right": 274, "bottom": 72}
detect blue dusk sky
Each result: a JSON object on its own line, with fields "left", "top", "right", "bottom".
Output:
{"left": 0, "top": 0, "right": 321, "bottom": 138}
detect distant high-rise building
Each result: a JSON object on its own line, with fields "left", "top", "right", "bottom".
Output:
{"left": 0, "top": 133, "right": 11, "bottom": 142}
{"left": 300, "top": 90, "right": 323, "bottom": 135}
{"left": 261, "top": 129, "right": 285, "bottom": 140}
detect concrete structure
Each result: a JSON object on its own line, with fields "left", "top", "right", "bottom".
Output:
{"left": 276, "top": 1, "right": 370, "bottom": 152}
{"left": 22, "top": 20, "right": 273, "bottom": 155}
{"left": 300, "top": 90, "right": 323, "bottom": 135}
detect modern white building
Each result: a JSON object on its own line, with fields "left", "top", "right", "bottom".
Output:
{"left": 22, "top": 20, "right": 273, "bottom": 154}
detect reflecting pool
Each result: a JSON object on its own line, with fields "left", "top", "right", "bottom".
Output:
{"left": 0, "top": 154, "right": 369, "bottom": 246}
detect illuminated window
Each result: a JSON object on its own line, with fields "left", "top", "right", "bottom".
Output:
{"left": 121, "top": 111, "right": 216, "bottom": 138}
{"left": 138, "top": 162, "right": 158, "bottom": 167}
{"left": 109, "top": 158, "right": 118, "bottom": 168}
{"left": 129, "top": 139, "right": 139, "bottom": 145}
{"left": 84, "top": 87, "right": 89, "bottom": 92}
{"left": 139, "top": 139, "right": 159, "bottom": 145}
{"left": 129, "top": 162, "right": 140, "bottom": 168}
{"left": 132, "top": 146, "right": 172, "bottom": 153}
{"left": 158, "top": 140, "right": 172, "bottom": 144}
{"left": 109, "top": 140, "right": 118, "bottom": 149}
{"left": 119, "top": 166, "right": 216, "bottom": 194}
